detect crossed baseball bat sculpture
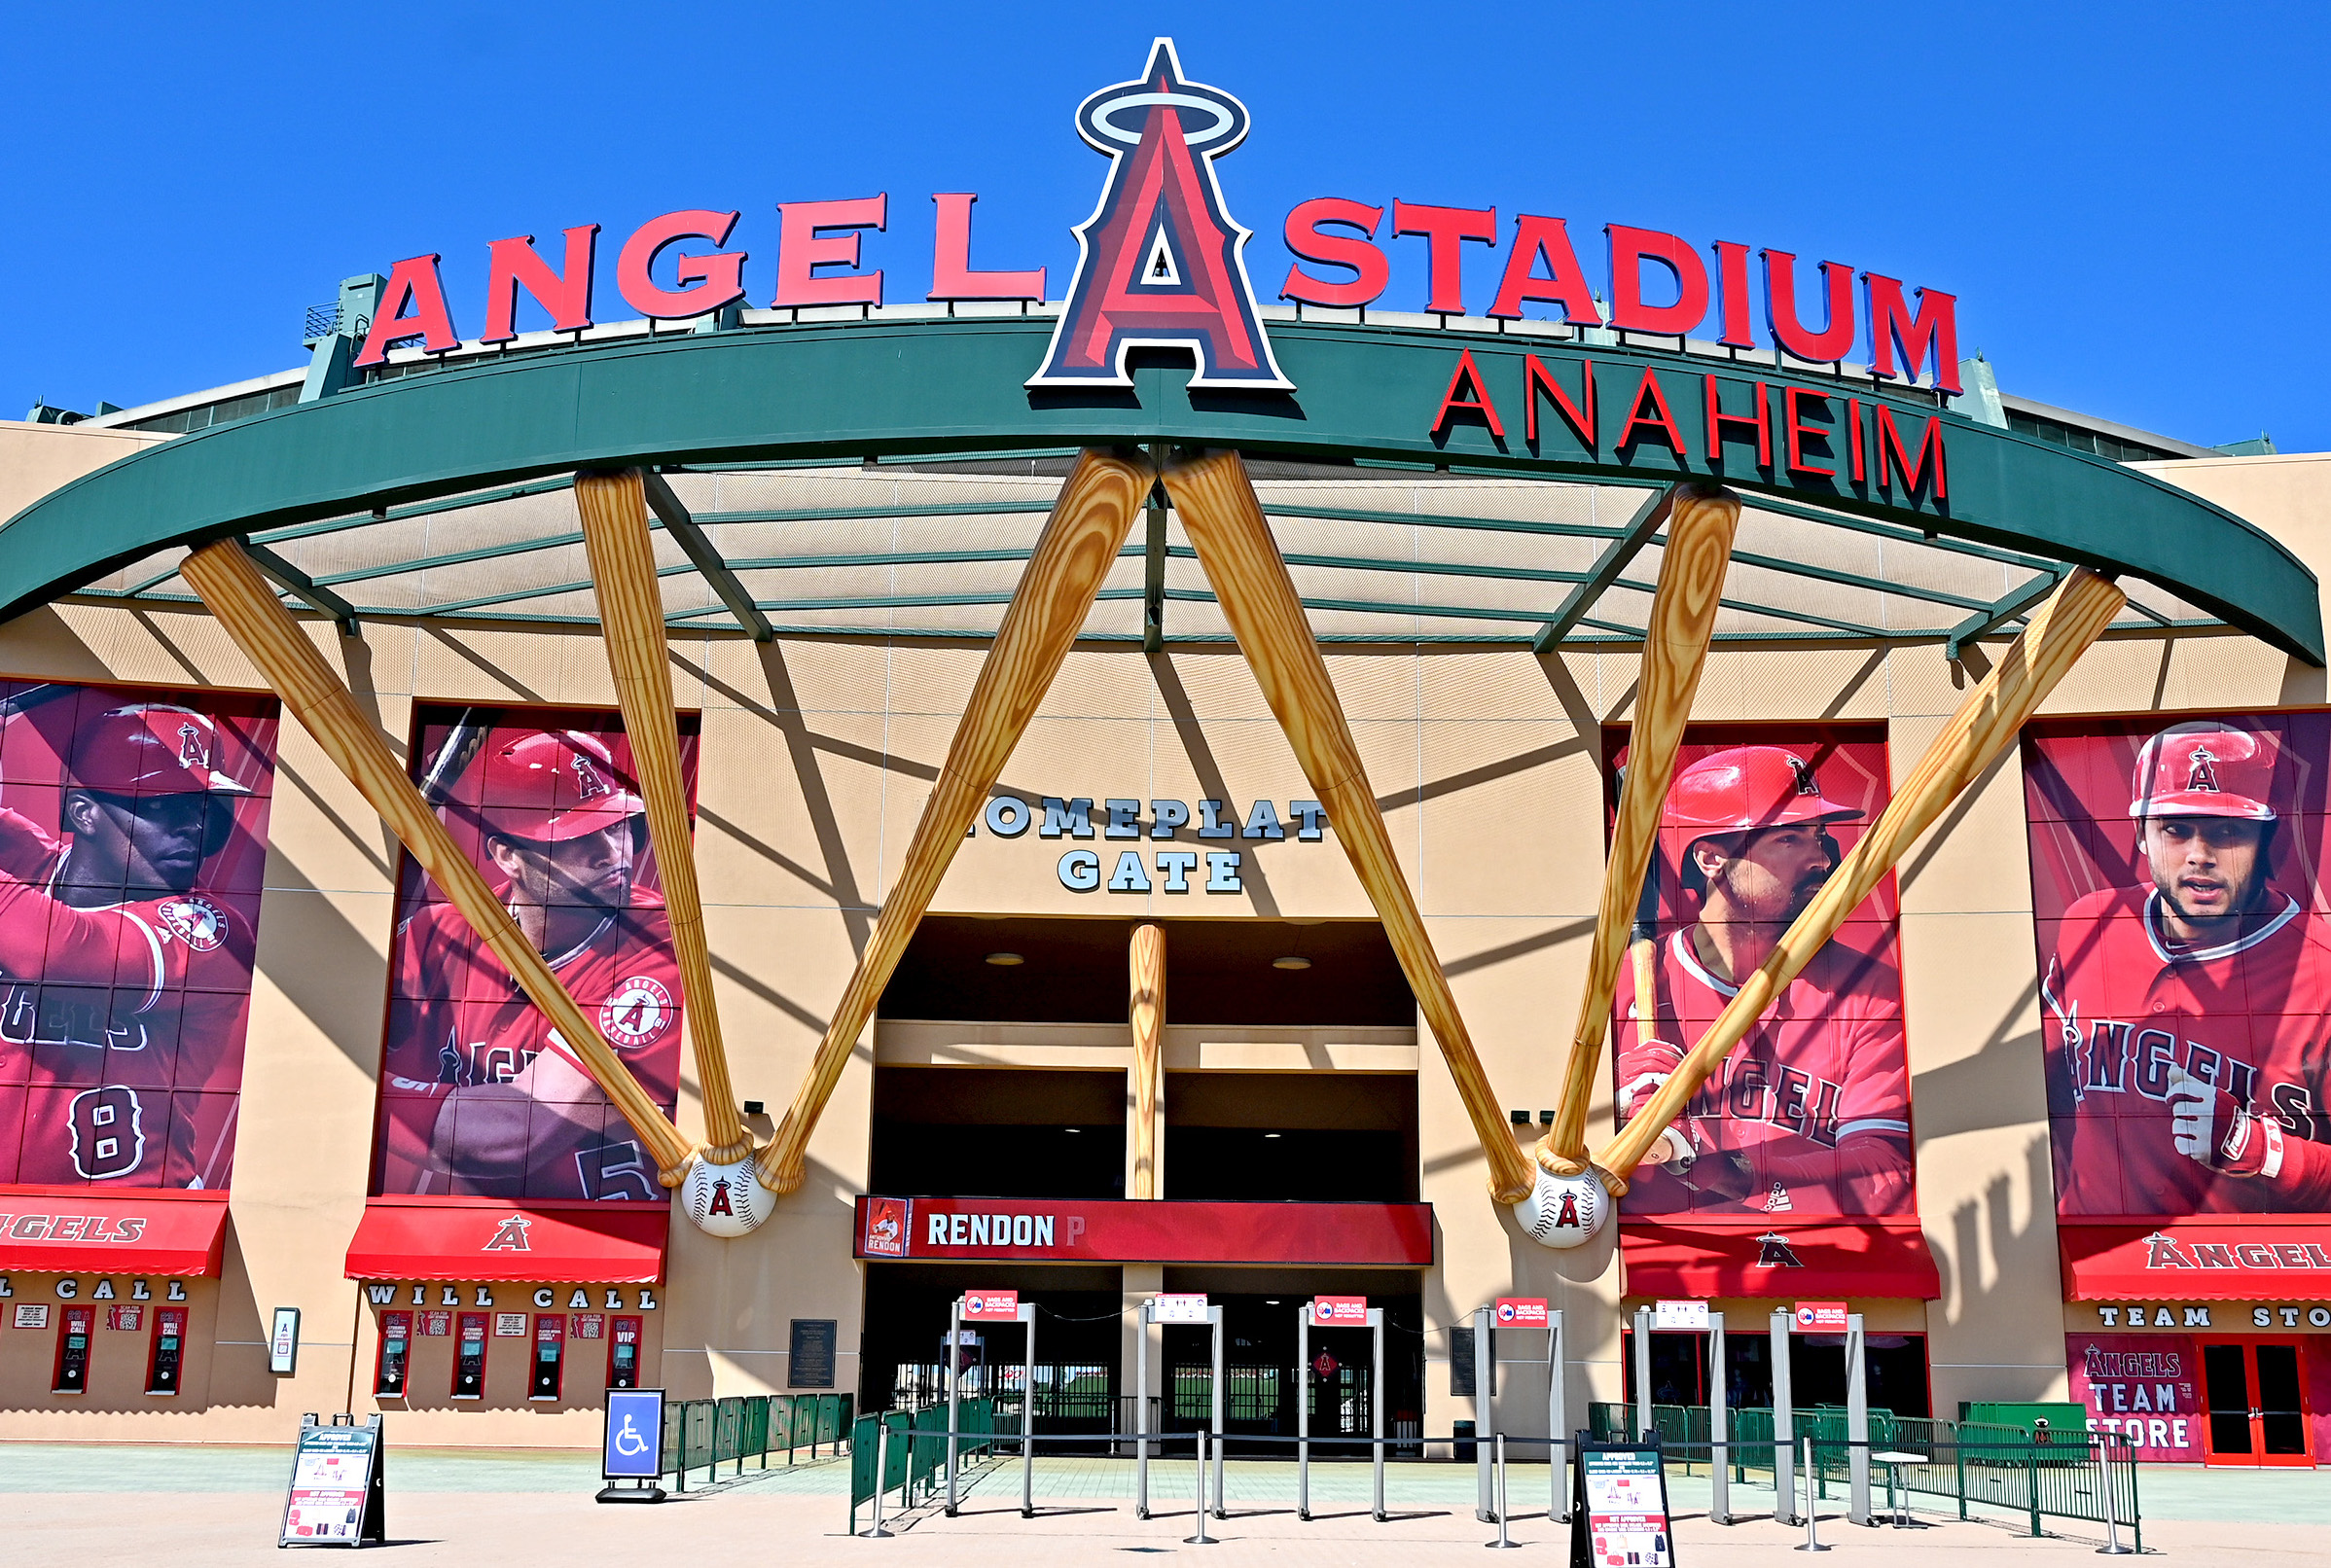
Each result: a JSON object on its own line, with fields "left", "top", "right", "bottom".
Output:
{"left": 1538, "top": 484, "right": 1739, "bottom": 1179}
{"left": 1513, "top": 565, "right": 2126, "bottom": 1246}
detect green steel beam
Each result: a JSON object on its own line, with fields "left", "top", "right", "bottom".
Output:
{"left": 240, "top": 541, "right": 360, "bottom": 636}
{"left": 636, "top": 467, "right": 772, "bottom": 641}
{"left": 4, "top": 317, "right": 2310, "bottom": 659}
{"left": 1945, "top": 570, "right": 2064, "bottom": 661}
{"left": 1533, "top": 486, "right": 1674, "bottom": 653}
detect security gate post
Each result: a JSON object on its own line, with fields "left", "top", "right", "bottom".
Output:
{"left": 1369, "top": 1306, "right": 1386, "bottom": 1522}
{"left": 1632, "top": 1304, "right": 1653, "bottom": 1441}
{"left": 1135, "top": 1297, "right": 1151, "bottom": 1518}
{"left": 946, "top": 1297, "right": 962, "bottom": 1515}
{"left": 1549, "top": 1308, "right": 1569, "bottom": 1523}
{"left": 1474, "top": 1304, "right": 1495, "bottom": 1520}
{"left": 1845, "top": 1313, "right": 1870, "bottom": 1526}
{"left": 1772, "top": 1307, "right": 1797, "bottom": 1524}
{"left": 1020, "top": 1301, "right": 1036, "bottom": 1519}
{"left": 1709, "top": 1311, "right": 1731, "bottom": 1524}
{"left": 1208, "top": 1304, "right": 1226, "bottom": 1518}
{"left": 1296, "top": 1303, "right": 1311, "bottom": 1520}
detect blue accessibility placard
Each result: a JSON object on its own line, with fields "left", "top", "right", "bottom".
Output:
{"left": 603, "top": 1388, "right": 664, "bottom": 1479}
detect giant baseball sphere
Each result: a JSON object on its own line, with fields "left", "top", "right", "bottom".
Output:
{"left": 682, "top": 1155, "right": 775, "bottom": 1237}
{"left": 1512, "top": 1168, "right": 1607, "bottom": 1249}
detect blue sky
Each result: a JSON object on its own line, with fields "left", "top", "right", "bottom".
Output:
{"left": 7, "top": 2, "right": 2326, "bottom": 449}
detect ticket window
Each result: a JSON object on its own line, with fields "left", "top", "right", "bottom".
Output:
{"left": 376, "top": 1312, "right": 412, "bottom": 1400}
{"left": 147, "top": 1307, "right": 188, "bottom": 1396}
{"left": 452, "top": 1312, "right": 488, "bottom": 1399}
{"left": 608, "top": 1315, "right": 643, "bottom": 1390}
{"left": 54, "top": 1306, "right": 93, "bottom": 1395}
{"left": 2203, "top": 1342, "right": 2313, "bottom": 1467}
{"left": 529, "top": 1314, "right": 564, "bottom": 1401}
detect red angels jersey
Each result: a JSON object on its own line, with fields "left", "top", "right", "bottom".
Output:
{"left": 2041, "top": 886, "right": 2331, "bottom": 1214}
{"left": 0, "top": 826, "right": 254, "bottom": 1189}
{"left": 1614, "top": 926, "right": 1913, "bottom": 1217}
{"left": 376, "top": 891, "right": 683, "bottom": 1203}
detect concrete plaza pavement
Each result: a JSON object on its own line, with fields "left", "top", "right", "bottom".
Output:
{"left": 5, "top": 1445, "right": 2330, "bottom": 1565}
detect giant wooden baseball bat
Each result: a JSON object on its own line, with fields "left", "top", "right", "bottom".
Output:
{"left": 1592, "top": 566, "right": 2126, "bottom": 1188}
{"left": 1538, "top": 484, "right": 1736, "bottom": 1176}
{"left": 181, "top": 539, "right": 697, "bottom": 1178}
{"left": 1130, "top": 922, "right": 1166, "bottom": 1199}
{"left": 1162, "top": 450, "right": 1537, "bottom": 1203}
{"left": 757, "top": 449, "right": 1155, "bottom": 1194}
{"left": 575, "top": 469, "right": 752, "bottom": 1164}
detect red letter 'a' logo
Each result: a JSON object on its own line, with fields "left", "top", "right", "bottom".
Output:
{"left": 1026, "top": 38, "right": 1293, "bottom": 392}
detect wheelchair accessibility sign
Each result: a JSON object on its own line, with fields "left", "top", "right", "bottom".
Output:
{"left": 602, "top": 1389, "right": 664, "bottom": 1482}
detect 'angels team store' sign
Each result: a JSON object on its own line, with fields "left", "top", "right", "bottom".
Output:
{"left": 344, "top": 39, "right": 1961, "bottom": 497}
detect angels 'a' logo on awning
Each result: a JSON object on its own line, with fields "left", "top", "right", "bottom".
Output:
{"left": 1026, "top": 38, "right": 1293, "bottom": 392}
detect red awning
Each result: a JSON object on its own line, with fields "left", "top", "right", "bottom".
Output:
{"left": 2060, "top": 1219, "right": 2331, "bottom": 1301}
{"left": 0, "top": 1187, "right": 229, "bottom": 1276}
{"left": 855, "top": 1196, "right": 1434, "bottom": 1266}
{"left": 345, "top": 1198, "right": 667, "bottom": 1283}
{"left": 1620, "top": 1218, "right": 1939, "bottom": 1300}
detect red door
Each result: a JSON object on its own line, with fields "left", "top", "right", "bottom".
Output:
{"left": 2201, "top": 1342, "right": 2313, "bottom": 1467}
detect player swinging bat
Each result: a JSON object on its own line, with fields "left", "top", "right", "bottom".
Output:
{"left": 1516, "top": 566, "right": 2127, "bottom": 1246}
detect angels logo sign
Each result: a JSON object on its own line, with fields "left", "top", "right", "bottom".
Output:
{"left": 1755, "top": 1232, "right": 1805, "bottom": 1268}
{"left": 600, "top": 976, "right": 674, "bottom": 1049}
{"left": 155, "top": 895, "right": 230, "bottom": 952}
{"left": 1026, "top": 38, "right": 1291, "bottom": 390}
{"left": 861, "top": 1196, "right": 909, "bottom": 1258}
{"left": 483, "top": 1214, "right": 533, "bottom": 1252}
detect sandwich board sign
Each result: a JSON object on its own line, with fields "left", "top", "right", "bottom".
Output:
{"left": 278, "top": 1412, "right": 385, "bottom": 1547}
{"left": 1570, "top": 1437, "right": 1674, "bottom": 1568}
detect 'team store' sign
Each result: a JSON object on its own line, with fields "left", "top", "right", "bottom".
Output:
{"left": 345, "top": 39, "right": 1962, "bottom": 411}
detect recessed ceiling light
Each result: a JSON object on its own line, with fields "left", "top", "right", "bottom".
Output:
{"left": 985, "top": 952, "right": 1024, "bottom": 966}
{"left": 1272, "top": 956, "right": 1311, "bottom": 970}
{"left": 1263, "top": 1131, "right": 1282, "bottom": 1139}
{"left": 1064, "top": 1125, "right": 1082, "bottom": 1134}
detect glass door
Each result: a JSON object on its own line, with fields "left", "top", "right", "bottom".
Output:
{"left": 2202, "top": 1342, "right": 2314, "bottom": 1467}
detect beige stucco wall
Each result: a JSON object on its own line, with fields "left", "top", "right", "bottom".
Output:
{"left": 0, "top": 420, "right": 2324, "bottom": 1444}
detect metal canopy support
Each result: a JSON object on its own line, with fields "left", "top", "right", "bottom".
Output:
{"left": 1946, "top": 569, "right": 2062, "bottom": 661}
{"left": 1533, "top": 487, "right": 1675, "bottom": 652}
{"left": 634, "top": 467, "right": 773, "bottom": 641}
{"left": 1143, "top": 447, "right": 1168, "bottom": 652}
{"left": 238, "top": 541, "right": 359, "bottom": 636}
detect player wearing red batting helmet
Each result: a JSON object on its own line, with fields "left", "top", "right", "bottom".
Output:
{"left": 2042, "top": 721, "right": 2331, "bottom": 1213}
{"left": 0, "top": 703, "right": 261, "bottom": 1187}
{"left": 1611, "top": 744, "right": 1914, "bottom": 1218}
{"left": 377, "top": 728, "right": 686, "bottom": 1203}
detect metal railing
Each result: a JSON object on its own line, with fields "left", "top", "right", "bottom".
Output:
{"left": 1587, "top": 1403, "right": 2140, "bottom": 1547}
{"left": 850, "top": 1399, "right": 1001, "bottom": 1532}
{"left": 655, "top": 1392, "right": 853, "bottom": 1491}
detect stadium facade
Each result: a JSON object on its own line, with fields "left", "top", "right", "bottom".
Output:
{"left": 0, "top": 40, "right": 2325, "bottom": 1469}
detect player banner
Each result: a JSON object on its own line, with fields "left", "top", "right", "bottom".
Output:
{"left": 0, "top": 681, "right": 277, "bottom": 1190}
{"left": 2026, "top": 716, "right": 2331, "bottom": 1216}
{"left": 1606, "top": 728, "right": 1912, "bottom": 1218}
{"left": 371, "top": 709, "right": 697, "bottom": 1204}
